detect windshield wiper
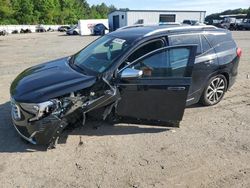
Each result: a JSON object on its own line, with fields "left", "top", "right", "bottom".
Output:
{"left": 70, "top": 55, "right": 75, "bottom": 64}
{"left": 74, "top": 64, "right": 87, "bottom": 74}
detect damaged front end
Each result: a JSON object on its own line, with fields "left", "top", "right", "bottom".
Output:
{"left": 11, "top": 77, "right": 120, "bottom": 148}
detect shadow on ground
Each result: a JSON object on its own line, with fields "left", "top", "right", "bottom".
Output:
{"left": 0, "top": 101, "right": 169, "bottom": 153}
{"left": 186, "top": 103, "right": 206, "bottom": 108}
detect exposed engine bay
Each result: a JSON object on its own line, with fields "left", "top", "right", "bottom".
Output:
{"left": 11, "top": 77, "right": 120, "bottom": 148}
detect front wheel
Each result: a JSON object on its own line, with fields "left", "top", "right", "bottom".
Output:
{"left": 200, "top": 75, "right": 227, "bottom": 106}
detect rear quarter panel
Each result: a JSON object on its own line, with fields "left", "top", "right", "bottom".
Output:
{"left": 206, "top": 31, "right": 238, "bottom": 88}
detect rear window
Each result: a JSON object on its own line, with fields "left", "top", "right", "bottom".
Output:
{"left": 205, "top": 32, "right": 236, "bottom": 51}
{"left": 205, "top": 32, "right": 233, "bottom": 47}
{"left": 168, "top": 34, "right": 202, "bottom": 55}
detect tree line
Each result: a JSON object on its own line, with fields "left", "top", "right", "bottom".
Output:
{"left": 205, "top": 7, "right": 250, "bottom": 24}
{"left": 0, "top": 0, "right": 116, "bottom": 25}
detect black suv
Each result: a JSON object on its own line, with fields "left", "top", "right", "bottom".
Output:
{"left": 10, "top": 25, "right": 241, "bottom": 146}
{"left": 237, "top": 19, "right": 250, "bottom": 30}
{"left": 93, "top": 23, "right": 108, "bottom": 36}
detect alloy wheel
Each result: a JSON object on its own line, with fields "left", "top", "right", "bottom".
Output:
{"left": 206, "top": 77, "right": 226, "bottom": 104}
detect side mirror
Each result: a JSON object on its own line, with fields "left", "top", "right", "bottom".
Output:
{"left": 120, "top": 68, "right": 143, "bottom": 79}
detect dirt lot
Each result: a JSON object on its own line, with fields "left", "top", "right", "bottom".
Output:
{"left": 0, "top": 31, "right": 250, "bottom": 188}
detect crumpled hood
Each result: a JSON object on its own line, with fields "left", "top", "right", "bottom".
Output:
{"left": 10, "top": 57, "right": 96, "bottom": 103}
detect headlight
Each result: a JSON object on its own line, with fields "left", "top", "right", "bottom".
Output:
{"left": 20, "top": 100, "right": 58, "bottom": 122}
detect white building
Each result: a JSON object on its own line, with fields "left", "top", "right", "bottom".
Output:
{"left": 108, "top": 10, "right": 206, "bottom": 31}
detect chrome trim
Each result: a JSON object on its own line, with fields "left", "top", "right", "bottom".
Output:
{"left": 186, "top": 98, "right": 195, "bottom": 102}
{"left": 120, "top": 68, "right": 143, "bottom": 79}
{"left": 117, "top": 23, "right": 182, "bottom": 30}
{"left": 10, "top": 99, "right": 21, "bottom": 121}
{"left": 144, "top": 26, "right": 217, "bottom": 37}
{"left": 12, "top": 123, "right": 37, "bottom": 145}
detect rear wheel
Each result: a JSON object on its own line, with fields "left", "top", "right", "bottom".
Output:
{"left": 200, "top": 75, "right": 227, "bottom": 106}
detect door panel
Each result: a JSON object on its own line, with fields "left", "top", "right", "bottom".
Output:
{"left": 116, "top": 45, "right": 197, "bottom": 122}
{"left": 117, "top": 78, "right": 191, "bottom": 121}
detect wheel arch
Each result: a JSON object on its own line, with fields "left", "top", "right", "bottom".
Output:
{"left": 219, "top": 71, "right": 229, "bottom": 91}
{"left": 199, "top": 72, "right": 229, "bottom": 106}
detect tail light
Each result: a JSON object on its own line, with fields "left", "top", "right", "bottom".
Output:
{"left": 237, "top": 48, "right": 242, "bottom": 58}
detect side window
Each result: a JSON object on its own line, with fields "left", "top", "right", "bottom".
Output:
{"left": 201, "top": 35, "right": 212, "bottom": 53}
{"left": 169, "top": 48, "right": 190, "bottom": 77}
{"left": 169, "top": 35, "right": 202, "bottom": 55}
{"left": 127, "top": 40, "right": 165, "bottom": 62}
{"left": 129, "top": 47, "right": 191, "bottom": 78}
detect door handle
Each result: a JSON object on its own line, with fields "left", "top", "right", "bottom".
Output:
{"left": 168, "top": 87, "right": 186, "bottom": 91}
{"left": 204, "top": 59, "right": 214, "bottom": 64}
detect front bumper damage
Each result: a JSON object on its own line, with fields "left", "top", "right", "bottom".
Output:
{"left": 11, "top": 78, "right": 120, "bottom": 148}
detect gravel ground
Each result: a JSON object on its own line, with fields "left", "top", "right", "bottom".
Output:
{"left": 0, "top": 31, "right": 249, "bottom": 188}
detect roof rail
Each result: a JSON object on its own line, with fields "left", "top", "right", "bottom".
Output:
{"left": 144, "top": 25, "right": 217, "bottom": 36}
{"left": 117, "top": 23, "right": 182, "bottom": 31}
{"left": 116, "top": 24, "right": 146, "bottom": 31}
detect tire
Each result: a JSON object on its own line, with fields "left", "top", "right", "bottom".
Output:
{"left": 73, "top": 31, "right": 78, "bottom": 35}
{"left": 200, "top": 74, "right": 227, "bottom": 106}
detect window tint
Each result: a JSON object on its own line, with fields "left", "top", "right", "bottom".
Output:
{"left": 201, "top": 35, "right": 211, "bottom": 53}
{"left": 169, "top": 34, "right": 201, "bottom": 55}
{"left": 169, "top": 48, "right": 190, "bottom": 77}
{"left": 127, "top": 40, "right": 165, "bottom": 62}
{"left": 129, "top": 47, "right": 190, "bottom": 78}
{"left": 205, "top": 32, "right": 233, "bottom": 48}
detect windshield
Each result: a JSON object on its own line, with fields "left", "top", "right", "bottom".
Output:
{"left": 73, "top": 35, "right": 131, "bottom": 73}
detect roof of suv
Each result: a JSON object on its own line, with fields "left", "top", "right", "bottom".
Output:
{"left": 108, "top": 25, "right": 228, "bottom": 42}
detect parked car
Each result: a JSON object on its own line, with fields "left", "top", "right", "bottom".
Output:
{"left": 236, "top": 19, "right": 250, "bottom": 30}
{"left": 66, "top": 26, "right": 80, "bottom": 35}
{"left": 220, "top": 21, "right": 236, "bottom": 30}
{"left": 47, "top": 27, "right": 55, "bottom": 32}
{"left": 36, "top": 25, "right": 46, "bottom": 32}
{"left": 20, "top": 28, "right": 32, "bottom": 33}
{"left": 183, "top": 20, "right": 199, "bottom": 25}
{"left": 217, "top": 17, "right": 243, "bottom": 30}
{"left": 93, "top": 23, "right": 108, "bottom": 35}
{"left": 10, "top": 25, "right": 241, "bottom": 147}
{"left": 183, "top": 20, "right": 206, "bottom": 26}
{"left": 58, "top": 25, "right": 71, "bottom": 32}
{"left": 12, "top": 30, "right": 19, "bottom": 34}
{"left": 0, "top": 29, "right": 7, "bottom": 36}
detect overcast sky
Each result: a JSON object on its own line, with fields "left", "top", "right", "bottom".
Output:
{"left": 87, "top": 0, "right": 250, "bottom": 15}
